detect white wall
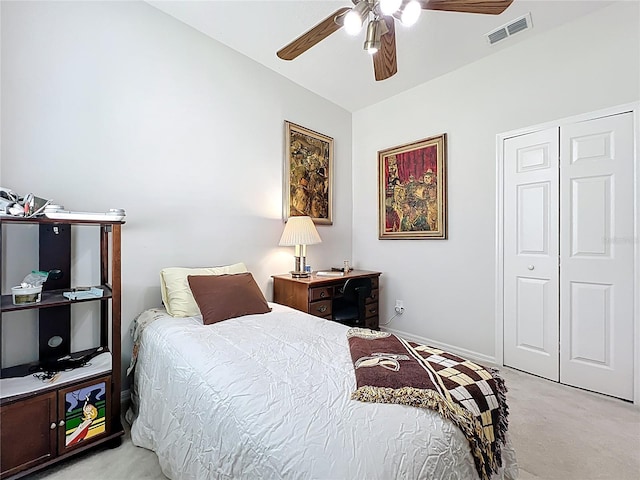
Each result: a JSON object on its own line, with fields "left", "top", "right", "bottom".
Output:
{"left": 0, "top": 1, "right": 352, "bottom": 380}
{"left": 352, "top": 2, "right": 640, "bottom": 363}
{"left": 3, "top": 1, "right": 638, "bottom": 384}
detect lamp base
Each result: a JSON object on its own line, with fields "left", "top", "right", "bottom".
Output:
{"left": 291, "top": 254, "right": 310, "bottom": 278}
{"left": 290, "top": 271, "right": 310, "bottom": 278}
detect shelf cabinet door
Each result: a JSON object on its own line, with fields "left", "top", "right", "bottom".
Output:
{"left": 57, "top": 375, "right": 111, "bottom": 456}
{"left": 0, "top": 391, "right": 57, "bottom": 478}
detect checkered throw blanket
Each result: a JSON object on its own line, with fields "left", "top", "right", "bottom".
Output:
{"left": 347, "top": 328, "right": 509, "bottom": 480}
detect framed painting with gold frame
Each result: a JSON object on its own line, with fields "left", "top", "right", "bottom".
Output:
{"left": 378, "top": 134, "right": 447, "bottom": 239}
{"left": 284, "top": 121, "right": 333, "bottom": 224}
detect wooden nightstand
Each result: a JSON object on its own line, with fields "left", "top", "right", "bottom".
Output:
{"left": 272, "top": 270, "right": 381, "bottom": 330}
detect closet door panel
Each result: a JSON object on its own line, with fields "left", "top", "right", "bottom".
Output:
{"left": 560, "top": 112, "right": 634, "bottom": 401}
{"left": 570, "top": 176, "right": 612, "bottom": 257}
{"left": 503, "top": 128, "right": 560, "bottom": 381}
{"left": 568, "top": 282, "right": 611, "bottom": 364}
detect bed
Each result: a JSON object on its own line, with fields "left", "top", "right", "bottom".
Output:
{"left": 128, "top": 272, "right": 518, "bottom": 480}
{"left": 127, "top": 264, "right": 518, "bottom": 480}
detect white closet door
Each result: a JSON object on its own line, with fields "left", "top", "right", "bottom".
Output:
{"left": 503, "top": 128, "right": 560, "bottom": 381}
{"left": 559, "top": 112, "right": 635, "bottom": 400}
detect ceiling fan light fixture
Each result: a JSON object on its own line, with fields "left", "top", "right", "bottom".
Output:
{"left": 379, "top": 0, "right": 402, "bottom": 16}
{"left": 344, "top": 10, "right": 363, "bottom": 35}
{"left": 277, "top": 0, "right": 516, "bottom": 81}
{"left": 363, "top": 19, "right": 382, "bottom": 54}
{"left": 344, "top": 1, "right": 372, "bottom": 35}
{"left": 400, "top": 0, "right": 421, "bottom": 27}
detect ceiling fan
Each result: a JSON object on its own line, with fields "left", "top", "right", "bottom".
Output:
{"left": 277, "top": 0, "right": 514, "bottom": 81}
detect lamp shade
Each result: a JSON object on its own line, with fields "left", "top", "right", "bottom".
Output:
{"left": 279, "top": 216, "right": 322, "bottom": 246}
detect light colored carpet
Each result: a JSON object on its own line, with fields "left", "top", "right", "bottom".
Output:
{"left": 26, "top": 367, "right": 640, "bottom": 480}
{"left": 500, "top": 367, "right": 640, "bottom": 480}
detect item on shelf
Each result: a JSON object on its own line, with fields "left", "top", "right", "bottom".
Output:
{"left": 37, "top": 346, "right": 106, "bottom": 376}
{"left": 11, "top": 284, "right": 42, "bottom": 305}
{"left": 44, "top": 206, "right": 126, "bottom": 222}
{"left": 0, "top": 187, "right": 52, "bottom": 217}
{"left": 10, "top": 269, "right": 53, "bottom": 305}
{"left": 63, "top": 287, "right": 104, "bottom": 301}
{"left": 44, "top": 204, "right": 64, "bottom": 212}
{"left": 22, "top": 270, "right": 50, "bottom": 287}
{"left": 0, "top": 187, "right": 18, "bottom": 214}
{"left": 22, "top": 193, "right": 52, "bottom": 217}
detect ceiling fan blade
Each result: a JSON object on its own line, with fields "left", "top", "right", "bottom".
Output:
{"left": 373, "top": 17, "right": 397, "bottom": 82}
{"left": 418, "top": 0, "right": 513, "bottom": 15}
{"left": 277, "top": 7, "right": 351, "bottom": 61}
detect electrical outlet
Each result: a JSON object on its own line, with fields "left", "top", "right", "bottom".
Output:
{"left": 394, "top": 300, "right": 404, "bottom": 314}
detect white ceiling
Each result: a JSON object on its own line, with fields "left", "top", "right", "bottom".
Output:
{"left": 147, "top": 0, "right": 614, "bottom": 112}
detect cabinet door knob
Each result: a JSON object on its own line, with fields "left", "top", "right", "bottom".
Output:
{"left": 50, "top": 422, "right": 57, "bottom": 430}
{"left": 528, "top": 265, "right": 535, "bottom": 270}
{"left": 59, "top": 420, "right": 65, "bottom": 427}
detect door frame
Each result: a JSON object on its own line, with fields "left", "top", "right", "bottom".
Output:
{"left": 495, "top": 102, "right": 640, "bottom": 404}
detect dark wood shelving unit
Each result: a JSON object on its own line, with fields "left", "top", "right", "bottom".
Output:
{"left": 0, "top": 216, "right": 124, "bottom": 480}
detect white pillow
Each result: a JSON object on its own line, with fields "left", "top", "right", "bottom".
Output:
{"left": 160, "top": 262, "right": 248, "bottom": 317}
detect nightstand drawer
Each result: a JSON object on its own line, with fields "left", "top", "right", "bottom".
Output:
{"left": 309, "top": 299, "right": 332, "bottom": 318}
{"left": 310, "top": 286, "right": 332, "bottom": 302}
{"left": 366, "top": 289, "right": 379, "bottom": 304}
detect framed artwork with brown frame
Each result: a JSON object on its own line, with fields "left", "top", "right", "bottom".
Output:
{"left": 378, "top": 134, "right": 447, "bottom": 239}
{"left": 284, "top": 121, "right": 333, "bottom": 224}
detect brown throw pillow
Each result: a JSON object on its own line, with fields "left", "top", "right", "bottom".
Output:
{"left": 187, "top": 273, "right": 272, "bottom": 325}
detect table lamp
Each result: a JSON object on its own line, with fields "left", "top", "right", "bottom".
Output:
{"left": 279, "top": 216, "right": 322, "bottom": 278}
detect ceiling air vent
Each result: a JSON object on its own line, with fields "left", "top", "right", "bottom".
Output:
{"left": 486, "top": 13, "right": 533, "bottom": 46}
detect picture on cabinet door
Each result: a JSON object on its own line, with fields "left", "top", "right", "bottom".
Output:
{"left": 64, "top": 381, "right": 107, "bottom": 446}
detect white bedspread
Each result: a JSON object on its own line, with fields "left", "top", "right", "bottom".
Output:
{"left": 130, "top": 303, "right": 518, "bottom": 480}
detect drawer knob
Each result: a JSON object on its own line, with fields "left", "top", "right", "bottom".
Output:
{"left": 50, "top": 422, "right": 56, "bottom": 430}
{"left": 59, "top": 420, "right": 65, "bottom": 427}
{"left": 369, "top": 308, "right": 377, "bottom": 314}
{"left": 320, "top": 291, "right": 326, "bottom": 298}
{"left": 318, "top": 305, "right": 327, "bottom": 313}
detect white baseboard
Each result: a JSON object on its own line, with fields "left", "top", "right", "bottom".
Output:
{"left": 382, "top": 327, "right": 497, "bottom": 367}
